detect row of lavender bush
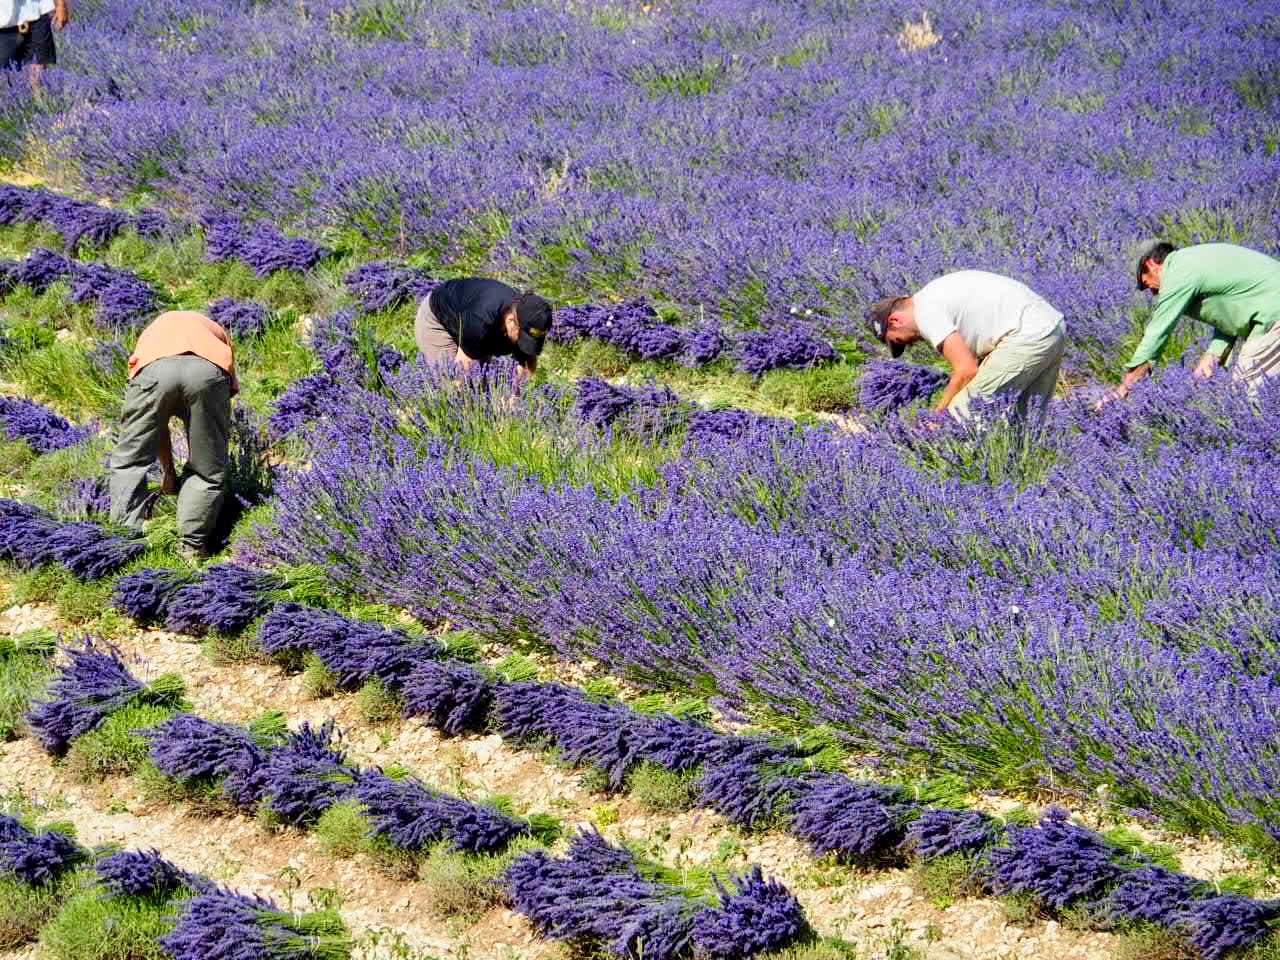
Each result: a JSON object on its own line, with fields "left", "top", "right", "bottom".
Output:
{"left": 0, "top": 396, "right": 91, "bottom": 453}
{"left": 1, "top": 810, "right": 355, "bottom": 960}
{"left": 25, "top": 642, "right": 811, "bottom": 960}
{"left": 98, "top": 561, "right": 1279, "bottom": 958}
{"left": 242, "top": 359, "right": 1280, "bottom": 858}
{"left": 11, "top": 0, "right": 1278, "bottom": 377}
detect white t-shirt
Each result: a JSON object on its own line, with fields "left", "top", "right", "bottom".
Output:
{"left": 0, "top": 0, "right": 54, "bottom": 29}
{"left": 913, "top": 270, "right": 1063, "bottom": 359}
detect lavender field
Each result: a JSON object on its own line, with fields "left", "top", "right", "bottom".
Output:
{"left": 0, "top": 1, "right": 1278, "bottom": 959}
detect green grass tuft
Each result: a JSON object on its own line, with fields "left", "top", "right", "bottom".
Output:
{"left": 53, "top": 578, "right": 114, "bottom": 625}
{"left": 418, "top": 835, "right": 544, "bottom": 922}
{"left": 40, "top": 880, "right": 177, "bottom": 960}
{"left": 302, "top": 653, "right": 339, "bottom": 699}
{"left": 627, "top": 762, "right": 698, "bottom": 814}
{"left": 913, "top": 852, "right": 985, "bottom": 908}
{"left": 354, "top": 679, "right": 403, "bottom": 723}
{"left": 0, "top": 868, "right": 84, "bottom": 949}
{"left": 314, "top": 800, "right": 371, "bottom": 859}
{"left": 63, "top": 703, "right": 177, "bottom": 782}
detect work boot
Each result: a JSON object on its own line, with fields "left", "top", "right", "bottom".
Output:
{"left": 176, "top": 542, "right": 209, "bottom": 566}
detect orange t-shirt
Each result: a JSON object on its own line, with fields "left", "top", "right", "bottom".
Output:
{"left": 129, "top": 311, "right": 238, "bottom": 395}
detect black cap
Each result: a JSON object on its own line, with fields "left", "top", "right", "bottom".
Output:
{"left": 867, "top": 296, "right": 907, "bottom": 358}
{"left": 514, "top": 293, "right": 552, "bottom": 356}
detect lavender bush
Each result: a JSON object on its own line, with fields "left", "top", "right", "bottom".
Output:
{"left": 858, "top": 359, "right": 949, "bottom": 411}
{"left": 208, "top": 298, "right": 268, "bottom": 339}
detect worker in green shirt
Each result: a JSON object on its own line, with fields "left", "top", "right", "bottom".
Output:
{"left": 1111, "top": 242, "right": 1280, "bottom": 399}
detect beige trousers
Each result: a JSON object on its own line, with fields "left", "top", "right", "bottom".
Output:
{"left": 948, "top": 322, "right": 1066, "bottom": 420}
{"left": 1232, "top": 322, "right": 1280, "bottom": 390}
{"left": 415, "top": 297, "right": 458, "bottom": 366}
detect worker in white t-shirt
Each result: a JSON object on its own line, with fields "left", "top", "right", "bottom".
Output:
{"left": 866, "top": 270, "right": 1067, "bottom": 419}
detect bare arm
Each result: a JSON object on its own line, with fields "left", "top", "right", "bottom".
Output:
{"left": 935, "top": 332, "right": 980, "bottom": 412}
{"left": 52, "top": 0, "right": 69, "bottom": 29}
{"left": 157, "top": 425, "right": 178, "bottom": 495}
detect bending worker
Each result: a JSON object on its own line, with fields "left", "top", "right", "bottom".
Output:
{"left": 1111, "top": 242, "right": 1280, "bottom": 398}
{"left": 415, "top": 277, "right": 552, "bottom": 376}
{"left": 109, "top": 310, "right": 238, "bottom": 562}
{"left": 867, "top": 270, "right": 1066, "bottom": 418}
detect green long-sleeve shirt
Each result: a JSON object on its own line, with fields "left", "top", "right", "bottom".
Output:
{"left": 1127, "top": 243, "right": 1280, "bottom": 369}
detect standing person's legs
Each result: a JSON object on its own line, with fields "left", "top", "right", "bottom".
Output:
{"left": 174, "top": 356, "right": 232, "bottom": 555}
{"left": 948, "top": 324, "right": 1066, "bottom": 421}
{"left": 415, "top": 297, "right": 458, "bottom": 366}
{"left": 1231, "top": 323, "right": 1280, "bottom": 394}
{"left": 23, "top": 14, "right": 56, "bottom": 93}
{"left": 109, "top": 363, "right": 180, "bottom": 530}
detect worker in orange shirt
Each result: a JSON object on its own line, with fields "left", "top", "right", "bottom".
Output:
{"left": 108, "top": 310, "right": 239, "bottom": 562}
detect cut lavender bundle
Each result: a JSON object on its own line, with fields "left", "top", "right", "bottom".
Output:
{"left": 0, "top": 397, "right": 92, "bottom": 453}
{"left": 505, "top": 831, "right": 696, "bottom": 960}
{"left": 695, "top": 739, "right": 814, "bottom": 830}
{"left": 0, "top": 825, "right": 86, "bottom": 886}
{"left": 203, "top": 212, "right": 327, "bottom": 277}
{"left": 354, "top": 769, "right": 527, "bottom": 854}
{"left": 788, "top": 775, "right": 915, "bottom": 863}
{"left": 27, "top": 643, "right": 145, "bottom": 754}
{"left": 988, "top": 808, "right": 1124, "bottom": 910}
{"left": 258, "top": 604, "right": 437, "bottom": 688}
{"left": 344, "top": 261, "right": 438, "bottom": 313}
{"left": 690, "top": 866, "right": 810, "bottom": 959}
{"left": 144, "top": 713, "right": 267, "bottom": 803}
{"left": 160, "top": 885, "right": 351, "bottom": 960}
{"left": 113, "top": 567, "right": 199, "bottom": 624}
{"left": 1100, "top": 865, "right": 1205, "bottom": 927}
{"left": 738, "top": 325, "right": 837, "bottom": 376}
{"left": 44, "top": 521, "right": 144, "bottom": 579}
{"left": 57, "top": 477, "right": 112, "bottom": 520}
{"left": 400, "top": 659, "right": 495, "bottom": 735}
{"left": 1175, "top": 895, "right": 1280, "bottom": 960}
{"left": 858, "top": 359, "right": 949, "bottom": 411}
{"left": 494, "top": 682, "right": 722, "bottom": 789}
{"left": 900, "top": 807, "right": 1003, "bottom": 860}
{"left": 231, "top": 722, "right": 356, "bottom": 825}
{"left": 165, "top": 564, "right": 280, "bottom": 636}
{"left": 208, "top": 298, "right": 269, "bottom": 339}
{"left": 67, "top": 262, "right": 157, "bottom": 332}
{"left": 11, "top": 247, "right": 75, "bottom": 292}
{"left": 96, "top": 848, "right": 195, "bottom": 897}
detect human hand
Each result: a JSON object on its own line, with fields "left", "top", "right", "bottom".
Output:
{"left": 1093, "top": 385, "right": 1128, "bottom": 412}
{"left": 1192, "top": 352, "right": 1219, "bottom": 381}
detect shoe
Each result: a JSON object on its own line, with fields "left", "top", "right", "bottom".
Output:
{"left": 176, "top": 543, "right": 209, "bottom": 566}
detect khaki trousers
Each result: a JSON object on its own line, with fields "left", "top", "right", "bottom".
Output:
{"left": 415, "top": 298, "right": 458, "bottom": 366}
{"left": 1232, "top": 322, "right": 1280, "bottom": 390}
{"left": 948, "top": 322, "right": 1066, "bottom": 420}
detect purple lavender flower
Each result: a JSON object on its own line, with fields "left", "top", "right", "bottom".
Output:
{"left": 44, "top": 521, "right": 144, "bottom": 579}
{"left": 130, "top": 208, "right": 173, "bottom": 240}
{"left": 257, "top": 603, "right": 436, "bottom": 689}
{"left": 344, "top": 261, "right": 439, "bottom": 313}
{"left": 267, "top": 372, "right": 340, "bottom": 440}
{"left": 1101, "top": 866, "right": 1204, "bottom": 926}
{"left": 96, "top": 849, "right": 193, "bottom": 897}
{"left": 988, "top": 809, "right": 1124, "bottom": 910}
{"left": 788, "top": 775, "right": 913, "bottom": 862}
{"left": 858, "top": 359, "right": 948, "bottom": 411}
{"left": 690, "top": 866, "right": 809, "bottom": 958}
{"left": 208, "top": 298, "right": 269, "bottom": 339}
{"left": 11, "top": 248, "right": 75, "bottom": 292}
{"left": 88, "top": 338, "right": 129, "bottom": 378}
{"left": 57, "top": 477, "right": 112, "bottom": 520}
{"left": 229, "top": 722, "right": 355, "bottom": 824}
{"left": 505, "top": 831, "right": 696, "bottom": 960}
{"left": 738, "top": 325, "right": 837, "bottom": 376}
{"left": 27, "top": 643, "right": 145, "bottom": 755}
{"left": 0, "top": 396, "right": 92, "bottom": 453}
{"left": 354, "top": 769, "right": 527, "bottom": 853}
{"left": 113, "top": 568, "right": 198, "bottom": 624}
{"left": 144, "top": 713, "right": 266, "bottom": 798}
{"left": 682, "top": 324, "right": 725, "bottom": 365}
{"left": 161, "top": 885, "right": 351, "bottom": 960}
{"left": 400, "top": 659, "right": 495, "bottom": 735}
{"left": 900, "top": 808, "right": 1002, "bottom": 861}
{"left": 165, "top": 564, "right": 280, "bottom": 636}
{"left": 0, "top": 813, "right": 29, "bottom": 843}
{"left": 1174, "top": 895, "right": 1280, "bottom": 959}
{"left": 0, "top": 827, "right": 86, "bottom": 886}
{"left": 695, "top": 740, "right": 812, "bottom": 830}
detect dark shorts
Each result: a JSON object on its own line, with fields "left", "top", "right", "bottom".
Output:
{"left": 0, "top": 14, "right": 56, "bottom": 69}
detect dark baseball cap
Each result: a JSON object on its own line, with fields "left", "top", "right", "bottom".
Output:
{"left": 867, "top": 296, "right": 907, "bottom": 358}
{"left": 514, "top": 293, "right": 552, "bottom": 356}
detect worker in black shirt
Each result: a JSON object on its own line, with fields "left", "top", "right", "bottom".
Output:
{"left": 416, "top": 278, "right": 553, "bottom": 377}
